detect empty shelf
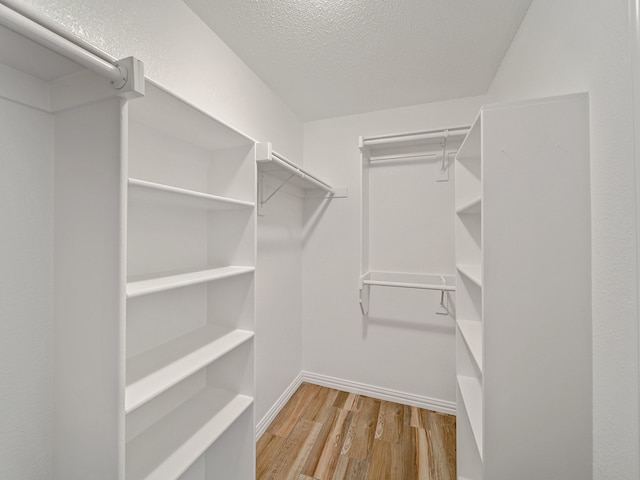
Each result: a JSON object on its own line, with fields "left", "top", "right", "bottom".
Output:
{"left": 126, "top": 387, "right": 253, "bottom": 480}
{"left": 362, "top": 271, "right": 455, "bottom": 291}
{"left": 127, "top": 266, "right": 255, "bottom": 298}
{"left": 456, "top": 196, "right": 482, "bottom": 215}
{"left": 126, "top": 325, "right": 254, "bottom": 413}
{"left": 256, "top": 142, "right": 334, "bottom": 194}
{"left": 457, "top": 264, "right": 482, "bottom": 287}
{"left": 458, "top": 320, "right": 483, "bottom": 373}
{"left": 457, "top": 375, "right": 483, "bottom": 460}
{"left": 129, "top": 178, "right": 254, "bottom": 210}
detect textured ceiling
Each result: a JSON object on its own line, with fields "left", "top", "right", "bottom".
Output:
{"left": 184, "top": 0, "right": 532, "bottom": 121}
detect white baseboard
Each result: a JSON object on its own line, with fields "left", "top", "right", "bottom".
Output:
{"left": 256, "top": 370, "right": 456, "bottom": 439}
{"left": 300, "top": 371, "right": 456, "bottom": 415}
{"left": 255, "top": 371, "right": 304, "bottom": 440}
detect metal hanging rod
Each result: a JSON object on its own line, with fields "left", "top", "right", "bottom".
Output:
{"left": 361, "top": 126, "right": 470, "bottom": 148}
{"left": 270, "top": 151, "right": 335, "bottom": 194}
{"left": 0, "top": 0, "right": 140, "bottom": 91}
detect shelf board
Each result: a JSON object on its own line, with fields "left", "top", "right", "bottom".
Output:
{"left": 256, "top": 142, "right": 334, "bottom": 194}
{"left": 457, "top": 264, "right": 482, "bottom": 288}
{"left": 125, "top": 325, "right": 254, "bottom": 413}
{"left": 456, "top": 196, "right": 482, "bottom": 215}
{"left": 362, "top": 271, "right": 455, "bottom": 291}
{"left": 126, "top": 387, "right": 253, "bottom": 480}
{"left": 458, "top": 320, "right": 483, "bottom": 373}
{"left": 457, "top": 375, "right": 483, "bottom": 460}
{"left": 129, "top": 178, "right": 254, "bottom": 210}
{"left": 127, "top": 266, "right": 255, "bottom": 298}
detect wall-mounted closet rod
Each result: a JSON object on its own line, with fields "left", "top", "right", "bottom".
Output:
{"left": 0, "top": 0, "right": 127, "bottom": 88}
{"left": 271, "top": 151, "right": 335, "bottom": 194}
{"left": 369, "top": 151, "right": 458, "bottom": 163}
{"left": 362, "top": 126, "right": 470, "bottom": 147}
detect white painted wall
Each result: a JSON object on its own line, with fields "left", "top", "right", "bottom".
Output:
{"left": 485, "top": 0, "right": 639, "bottom": 477}
{"left": 301, "top": 96, "right": 486, "bottom": 404}
{"left": 255, "top": 180, "right": 304, "bottom": 424}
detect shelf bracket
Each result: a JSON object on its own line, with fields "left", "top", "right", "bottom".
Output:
{"left": 258, "top": 172, "right": 295, "bottom": 215}
{"left": 435, "top": 275, "right": 450, "bottom": 315}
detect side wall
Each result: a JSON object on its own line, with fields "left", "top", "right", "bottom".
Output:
{"left": 301, "top": 96, "right": 486, "bottom": 405}
{"left": 486, "top": 0, "right": 639, "bottom": 477}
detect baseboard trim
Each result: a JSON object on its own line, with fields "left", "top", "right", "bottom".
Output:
{"left": 300, "top": 371, "right": 456, "bottom": 415}
{"left": 255, "top": 371, "right": 304, "bottom": 440}
{"left": 256, "top": 371, "right": 456, "bottom": 439}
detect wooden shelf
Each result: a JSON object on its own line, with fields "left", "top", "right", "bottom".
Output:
{"left": 457, "top": 264, "right": 482, "bottom": 287}
{"left": 126, "top": 387, "right": 253, "bottom": 479}
{"left": 128, "top": 178, "right": 254, "bottom": 210}
{"left": 457, "top": 375, "right": 483, "bottom": 460}
{"left": 127, "top": 266, "right": 255, "bottom": 298}
{"left": 125, "top": 325, "right": 254, "bottom": 413}
{"left": 458, "top": 320, "right": 483, "bottom": 373}
{"left": 456, "top": 196, "right": 482, "bottom": 215}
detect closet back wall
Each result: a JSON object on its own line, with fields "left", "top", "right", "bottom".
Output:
{"left": 302, "top": 95, "right": 486, "bottom": 406}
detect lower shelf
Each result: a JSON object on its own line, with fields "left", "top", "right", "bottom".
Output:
{"left": 457, "top": 375, "right": 483, "bottom": 460}
{"left": 126, "top": 388, "right": 253, "bottom": 480}
{"left": 125, "top": 325, "right": 254, "bottom": 413}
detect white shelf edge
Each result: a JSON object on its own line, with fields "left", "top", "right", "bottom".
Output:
{"left": 125, "top": 326, "right": 254, "bottom": 413}
{"left": 126, "top": 265, "right": 255, "bottom": 298}
{"left": 457, "top": 375, "right": 483, "bottom": 460}
{"left": 129, "top": 178, "right": 255, "bottom": 209}
{"left": 126, "top": 388, "right": 253, "bottom": 480}
{"left": 458, "top": 320, "right": 483, "bottom": 373}
{"left": 362, "top": 271, "right": 456, "bottom": 291}
{"left": 457, "top": 264, "right": 482, "bottom": 288}
{"left": 256, "top": 142, "right": 334, "bottom": 194}
{"left": 456, "top": 196, "right": 482, "bottom": 215}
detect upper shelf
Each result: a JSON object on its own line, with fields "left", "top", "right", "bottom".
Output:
{"left": 129, "top": 178, "right": 254, "bottom": 210}
{"left": 256, "top": 142, "right": 335, "bottom": 194}
{"left": 361, "top": 271, "right": 455, "bottom": 292}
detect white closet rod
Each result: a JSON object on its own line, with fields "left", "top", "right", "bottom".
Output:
{"left": 271, "top": 151, "right": 335, "bottom": 194}
{"left": 0, "top": 0, "right": 127, "bottom": 88}
{"left": 362, "top": 126, "right": 470, "bottom": 147}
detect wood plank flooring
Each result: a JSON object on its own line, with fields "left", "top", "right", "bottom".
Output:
{"left": 257, "top": 383, "right": 456, "bottom": 480}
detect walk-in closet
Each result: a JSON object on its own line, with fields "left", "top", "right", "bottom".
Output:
{"left": 2, "top": 1, "right": 638, "bottom": 479}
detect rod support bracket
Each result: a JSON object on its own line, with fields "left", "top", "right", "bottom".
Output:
{"left": 114, "top": 56, "right": 145, "bottom": 99}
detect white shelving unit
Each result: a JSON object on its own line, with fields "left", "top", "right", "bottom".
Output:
{"left": 125, "top": 81, "right": 257, "bottom": 479}
{"left": 454, "top": 94, "right": 592, "bottom": 479}
{"left": 359, "top": 128, "right": 468, "bottom": 317}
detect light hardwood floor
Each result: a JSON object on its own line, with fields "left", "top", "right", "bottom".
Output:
{"left": 256, "top": 383, "right": 456, "bottom": 480}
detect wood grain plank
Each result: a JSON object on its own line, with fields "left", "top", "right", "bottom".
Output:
{"left": 302, "top": 406, "right": 354, "bottom": 479}
{"left": 267, "top": 383, "right": 319, "bottom": 437}
{"left": 366, "top": 440, "right": 391, "bottom": 480}
{"left": 333, "top": 391, "right": 359, "bottom": 411}
{"left": 375, "top": 401, "right": 404, "bottom": 444}
{"left": 332, "top": 455, "right": 369, "bottom": 480}
{"left": 341, "top": 396, "right": 380, "bottom": 460}
{"left": 302, "top": 386, "right": 340, "bottom": 423}
{"left": 262, "top": 418, "right": 320, "bottom": 480}
{"left": 257, "top": 433, "right": 287, "bottom": 479}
